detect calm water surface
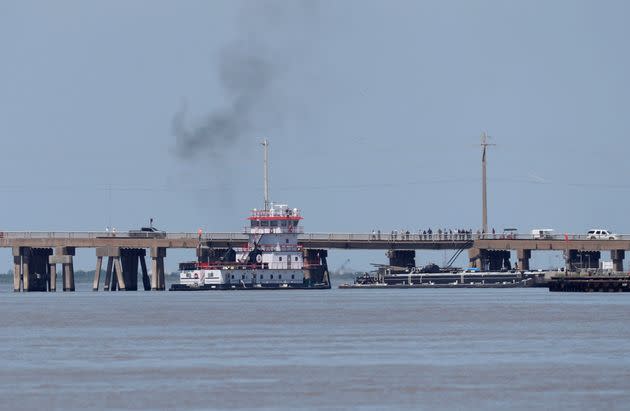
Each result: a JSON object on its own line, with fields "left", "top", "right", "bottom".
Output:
{"left": 1, "top": 286, "right": 629, "bottom": 410}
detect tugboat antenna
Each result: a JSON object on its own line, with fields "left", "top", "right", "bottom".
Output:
{"left": 262, "top": 139, "right": 270, "bottom": 211}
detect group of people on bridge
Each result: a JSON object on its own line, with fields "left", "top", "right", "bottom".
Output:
{"left": 370, "top": 228, "right": 474, "bottom": 241}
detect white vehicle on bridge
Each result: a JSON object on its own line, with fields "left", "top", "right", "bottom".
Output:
{"left": 531, "top": 229, "right": 554, "bottom": 239}
{"left": 586, "top": 229, "right": 617, "bottom": 240}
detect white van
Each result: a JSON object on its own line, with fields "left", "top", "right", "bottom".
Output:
{"left": 531, "top": 229, "right": 554, "bottom": 239}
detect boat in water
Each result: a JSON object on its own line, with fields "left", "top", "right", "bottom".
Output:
{"left": 339, "top": 265, "right": 546, "bottom": 289}
{"left": 170, "top": 140, "right": 330, "bottom": 291}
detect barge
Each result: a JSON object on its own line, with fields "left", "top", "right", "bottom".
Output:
{"left": 339, "top": 268, "right": 545, "bottom": 289}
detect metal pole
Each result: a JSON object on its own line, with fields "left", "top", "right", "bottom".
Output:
{"left": 262, "top": 139, "right": 269, "bottom": 211}
{"left": 480, "top": 132, "right": 494, "bottom": 235}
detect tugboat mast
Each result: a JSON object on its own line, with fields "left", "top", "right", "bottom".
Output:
{"left": 262, "top": 139, "right": 270, "bottom": 211}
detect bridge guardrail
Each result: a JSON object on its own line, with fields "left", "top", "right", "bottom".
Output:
{"left": 0, "top": 232, "right": 629, "bottom": 242}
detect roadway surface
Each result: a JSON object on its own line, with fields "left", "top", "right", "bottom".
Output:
{"left": 0, "top": 232, "right": 628, "bottom": 251}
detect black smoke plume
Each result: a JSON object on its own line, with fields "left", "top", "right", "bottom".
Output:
{"left": 172, "top": 1, "right": 316, "bottom": 158}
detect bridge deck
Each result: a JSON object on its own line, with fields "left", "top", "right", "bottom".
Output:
{"left": 0, "top": 232, "right": 628, "bottom": 251}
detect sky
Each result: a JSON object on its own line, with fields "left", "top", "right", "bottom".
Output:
{"left": 1, "top": 0, "right": 629, "bottom": 272}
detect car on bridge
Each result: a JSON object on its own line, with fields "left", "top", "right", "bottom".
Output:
{"left": 586, "top": 229, "right": 617, "bottom": 240}
{"left": 128, "top": 226, "right": 167, "bottom": 239}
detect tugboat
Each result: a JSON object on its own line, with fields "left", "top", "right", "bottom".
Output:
{"left": 170, "top": 140, "right": 330, "bottom": 291}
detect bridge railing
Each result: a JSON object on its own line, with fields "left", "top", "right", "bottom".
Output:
{"left": 1, "top": 231, "right": 630, "bottom": 241}
{"left": 0, "top": 231, "right": 247, "bottom": 240}
{"left": 298, "top": 233, "right": 475, "bottom": 242}
{"left": 0, "top": 231, "right": 106, "bottom": 239}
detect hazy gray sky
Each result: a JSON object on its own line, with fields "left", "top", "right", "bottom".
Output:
{"left": 1, "top": 0, "right": 629, "bottom": 271}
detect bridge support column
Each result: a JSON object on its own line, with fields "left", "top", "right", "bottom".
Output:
{"left": 387, "top": 250, "right": 416, "bottom": 272}
{"left": 140, "top": 255, "right": 150, "bottom": 291}
{"left": 611, "top": 250, "right": 624, "bottom": 272}
{"left": 467, "top": 249, "right": 510, "bottom": 271}
{"left": 93, "top": 256, "right": 103, "bottom": 291}
{"left": 96, "top": 247, "right": 137, "bottom": 291}
{"left": 13, "top": 247, "right": 52, "bottom": 292}
{"left": 49, "top": 249, "right": 73, "bottom": 292}
{"left": 12, "top": 254, "right": 21, "bottom": 292}
{"left": 120, "top": 249, "right": 146, "bottom": 291}
{"left": 55, "top": 247, "right": 76, "bottom": 292}
{"left": 30, "top": 248, "right": 52, "bottom": 291}
{"left": 468, "top": 248, "right": 482, "bottom": 269}
{"left": 113, "top": 257, "right": 126, "bottom": 291}
{"left": 487, "top": 250, "right": 510, "bottom": 271}
{"left": 104, "top": 256, "right": 114, "bottom": 291}
{"left": 12, "top": 247, "right": 32, "bottom": 291}
{"left": 150, "top": 247, "right": 166, "bottom": 291}
{"left": 517, "top": 249, "right": 531, "bottom": 271}
{"left": 49, "top": 263, "right": 57, "bottom": 292}
{"left": 303, "top": 249, "right": 329, "bottom": 286}
{"left": 197, "top": 247, "right": 228, "bottom": 263}
{"left": 566, "top": 250, "right": 601, "bottom": 271}
{"left": 23, "top": 253, "right": 30, "bottom": 291}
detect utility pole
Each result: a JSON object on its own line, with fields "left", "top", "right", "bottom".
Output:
{"left": 480, "top": 132, "right": 495, "bottom": 234}
{"left": 262, "top": 139, "right": 270, "bottom": 211}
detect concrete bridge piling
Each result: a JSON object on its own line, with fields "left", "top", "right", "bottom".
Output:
{"left": 13, "top": 247, "right": 55, "bottom": 292}
{"left": 93, "top": 248, "right": 151, "bottom": 291}
{"left": 611, "top": 250, "right": 624, "bottom": 272}
{"left": 150, "top": 247, "right": 166, "bottom": 291}
{"left": 387, "top": 250, "right": 416, "bottom": 271}
{"left": 468, "top": 248, "right": 510, "bottom": 271}
{"left": 303, "top": 249, "right": 329, "bottom": 286}
{"left": 566, "top": 250, "right": 601, "bottom": 270}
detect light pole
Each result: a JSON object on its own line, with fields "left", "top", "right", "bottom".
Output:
{"left": 480, "top": 132, "right": 495, "bottom": 234}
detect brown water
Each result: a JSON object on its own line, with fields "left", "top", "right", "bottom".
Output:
{"left": 0, "top": 287, "right": 629, "bottom": 410}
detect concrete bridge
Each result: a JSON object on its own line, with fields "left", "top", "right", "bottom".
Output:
{"left": 2, "top": 231, "right": 628, "bottom": 292}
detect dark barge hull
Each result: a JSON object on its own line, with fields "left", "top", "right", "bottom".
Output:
{"left": 339, "top": 282, "right": 530, "bottom": 289}
{"left": 170, "top": 284, "right": 330, "bottom": 291}
{"left": 548, "top": 276, "right": 630, "bottom": 292}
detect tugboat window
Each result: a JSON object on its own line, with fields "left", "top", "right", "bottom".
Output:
{"left": 279, "top": 256, "right": 283, "bottom": 261}
{"left": 231, "top": 275, "right": 234, "bottom": 279}
{"left": 291, "top": 274, "right": 295, "bottom": 279}
{"left": 279, "top": 275, "right": 282, "bottom": 279}
{"left": 270, "top": 275, "right": 274, "bottom": 279}
{"left": 294, "top": 257, "right": 298, "bottom": 261}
